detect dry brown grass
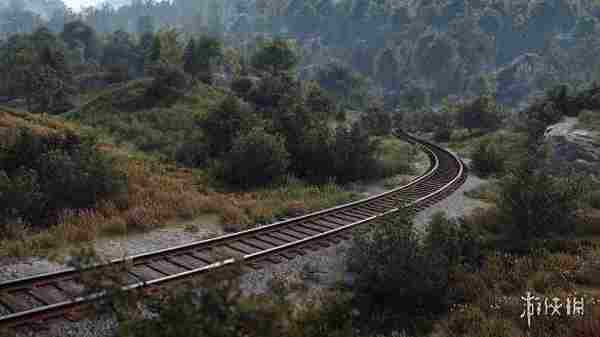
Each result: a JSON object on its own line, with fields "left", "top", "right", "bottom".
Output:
{"left": 0, "top": 109, "right": 358, "bottom": 257}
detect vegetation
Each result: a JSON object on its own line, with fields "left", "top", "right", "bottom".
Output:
{"left": 456, "top": 94, "right": 504, "bottom": 133}
{"left": 470, "top": 141, "right": 506, "bottom": 177}
{"left": 495, "top": 155, "right": 586, "bottom": 245}
{"left": 4, "top": 2, "right": 600, "bottom": 337}
{"left": 220, "top": 127, "right": 290, "bottom": 188}
{"left": 0, "top": 108, "right": 361, "bottom": 256}
{"left": 0, "top": 128, "right": 126, "bottom": 227}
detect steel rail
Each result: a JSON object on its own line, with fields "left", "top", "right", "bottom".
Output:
{"left": 0, "top": 130, "right": 466, "bottom": 329}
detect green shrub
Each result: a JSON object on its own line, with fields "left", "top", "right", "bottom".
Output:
{"left": 331, "top": 123, "right": 380, "bottom": 182}
{"left": 201, "top": 95, "right": 254, "bottom": 156}
{"left": 496, "top": 155, "right": 585, "bottom": 245}
{"left": 470, "top": 141, "right": 505, "bottom": 177}
{"left": 221, "top": 127, "right": 290, "bottom": 188}
{"left": 231, "top": 76, "right": 255, "bottom": 98}
{"left": 0, "top": 129, "right": 126, "bottom": 226}
{"left": 360, "top": 105, "right": 393, "bottom": 136}
{"left": 347, "top": 212, "right": 451, "bottom": 333}
{"left": 175, "top": 137, "right": 210, "bottom": 167}
{"left": 433, "top": 125, "right": 452, "bottom": 142}
{"left": 374, "top": 137, "right": 415, "bottom": 177}
{"left": 456, "top": 95, "right": 503, "bottom": 132}
{"left": 145, "top": 61, "right": 189, "bottom": 106}
{"left": 586, "top": 190, "right": 600, "bottom": 209}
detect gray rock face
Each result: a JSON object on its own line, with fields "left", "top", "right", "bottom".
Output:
{"left": 544, "top": 117, "right": 600, "bottom": 176}
{"left": 495, "top": 53, "right": 556, "bottom": 106}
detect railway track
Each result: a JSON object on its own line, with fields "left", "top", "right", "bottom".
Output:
{"left": 0, "top": 130, "right": 467, "bottom": 330}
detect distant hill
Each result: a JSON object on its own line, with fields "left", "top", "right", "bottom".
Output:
{"left": 0, "top": 0, "right": 66, "bottom": 18}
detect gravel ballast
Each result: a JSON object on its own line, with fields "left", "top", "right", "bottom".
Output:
{"left": 9, "top": 166, "right": 489, "bottom": 337}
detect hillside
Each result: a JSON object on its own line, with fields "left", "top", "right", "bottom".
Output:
{"left": 65, "top": 79, "right": 225, "bottom": 162}
{"left": 0, "top": 104, "right": 382, "bottom": 257}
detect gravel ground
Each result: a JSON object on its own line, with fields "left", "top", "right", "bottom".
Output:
{"left": 239, "top": 171, "right": 490, "bottom": 295}
{"left": 0, "top": 221, "right": 222, "bottom": 284}
{"left": 8, "top": 157, "right": 489, "bottom": 337}
{"left": 413, "top": 172, "right": 489, "bottom": 228}
{"left": 15, "top": 315, "right": 117, "bottom": 337}
{"left": 90, "top": 221, "right": 222, "bottom": 261}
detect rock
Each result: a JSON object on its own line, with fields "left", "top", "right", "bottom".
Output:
{"left": 495, "top": 53, "right": 555, "bottom": 106}
{"left": 544, "top": 117, "right": 600, "bottom": 176}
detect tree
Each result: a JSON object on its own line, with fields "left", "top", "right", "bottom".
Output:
{"left": 496, "top": 151, "right": 585, "bottom": 245}
{"left": 376, "top": 48, "right": 400, "bottom": 89}
{"left": 101, "top": 30, "right": 137, "bottom": 78}
{"left": 347, "top": 212, "right": 452, "bottom": 332}
{"left": 136, "top": 15, "right": 155, "bottom": 35}
{"left": 470, "top": 141, "right": 505, "bottom": 177}
{"left": 21, "top": 45, "right": 75, "bottom": 114}
{"left": 315, "top": 61, "right": 369, "bottom": 109}
{"left": 201, "top": 95, "right": 252, "bottom": 156}
{"left": 194, "top": 35, "right": 223, "bottom": 83}
{"left": 156, "top": 28, "right": 183, "bottom": 67}
{"left": 149, "top": 34, "right": 162, "bottom": 63}
{"left": 138, "top": 31, "right": 155, "bottom": 73}
{"left": 183, "top": 38, "right": 197, "bottom": 76}
{"left": 359, "top": 103, "right": 393, "bottom": 136}
{"left": 331, "top": 123, "right": 379, "bottom": 182}
{"left": 251, "top": 38, "right": 298, "bottom": 74}
{"left": 145, "top": 61, "right": 189, "bottom": 105}
{"left": 61, "top": 21, "right": 99, "bottom": 61}
{"left": 456, "top": 95, "right": 502, "bottom": 132}
{"left": 222, "top": 127, "right": 290, "bottom": 187}
{"left": 304, "top": 81, "right": 334, "bottom": 118}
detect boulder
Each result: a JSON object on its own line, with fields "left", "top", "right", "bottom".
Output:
{"left": 544, "top": 117, "right": 600, "bottom": 176}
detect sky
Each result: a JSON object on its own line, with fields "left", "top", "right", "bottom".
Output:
{"left": 62, "top": 0, "right": 102, "bottom": 10}
{"left": 62, "top": 0, "right": 130, "bottom": 11}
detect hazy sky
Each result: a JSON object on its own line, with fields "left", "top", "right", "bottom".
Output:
{"left": 62, "top": 0, "right": 102, "bottom": 10}
{"left": 62, "top": 0, "right": 130, "bottom": 11}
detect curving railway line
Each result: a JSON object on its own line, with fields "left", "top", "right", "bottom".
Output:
{"left": 0, "top": 130, "right": 467, "bottom": 330}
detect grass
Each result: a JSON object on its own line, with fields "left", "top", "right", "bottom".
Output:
{"left": 448, "top": 129, "right": 528, "bottom": 177}
{"left": 64, "top": 81, "right": 225, "bottom": 161}
{"left": 429, "top": 212, "right": 600, "bottom": 337}
{"left": 0, "top": 106, "right": 362, "bottom": 257}
{"left": 0, "top": 81, "right": 421, "bottom": 258}
{"left": 577, "top": 109, "right": 600, "bottom": 141}
{"left": 463, "top": 181, "right": 500, "bottom": 203}
{"left": 374, "top": 136, "right": 418, "bottom": 176}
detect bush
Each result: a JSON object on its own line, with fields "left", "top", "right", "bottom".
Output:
{"left": 456, "top": 95, "right": 503, "bottom": 132}
{"left": 586, "top": 190, "right": 600, "bottom": 209}
{"left": 496, "top": 155, "right": 585, "bottom": 245}
{"left": 231, "top": 76, "right": 255, "bottom": 98}
{"left": 116, "top": 263, "right": 355, "bottom": 337}
{"left": 470, "top": 141, "right": 505, "bottom": 177}
{"left": 105, "top": 64, "right": 130, "bottom": 84}
{"left": 360, "top": 105, "right": 393, "bottom": 136}
{"left": 433, "top": 125, "right": 452, "bottom": 142}
{"left": 0, "top": 129, "right": 126, "bottom": 226}
{"left": 221, "top": 127, "right": 290, "bottom": 188}
{"left": 331, "top": 123, "right": 380, "bottom": 182}
{"left": 145, "top": 61, "right": 189, "bottom": 106}
{"left": 347, "top": 212, "right": 451, "bottom": 333}
{"left": 175, "top": 136, "right": 210, "bottom": 167}
{"left": 201, "top": 95, "right": 254, "bottom": 157}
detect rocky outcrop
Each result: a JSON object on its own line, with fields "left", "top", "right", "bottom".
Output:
{"left": 495, "top": 53, "right": 556, "bottom": 106}
{"left": 544, "top": 117, "right": 600, "bottom": 176}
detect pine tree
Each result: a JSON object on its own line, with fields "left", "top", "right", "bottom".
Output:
{"left": 149, "top": 35, "right": 161, "bottom": 63}
{"left": 183, "top": 38, "right": 197, "bottom": 76}
{"left": 138, "top": 32, "right": 154, "bottom": 73}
